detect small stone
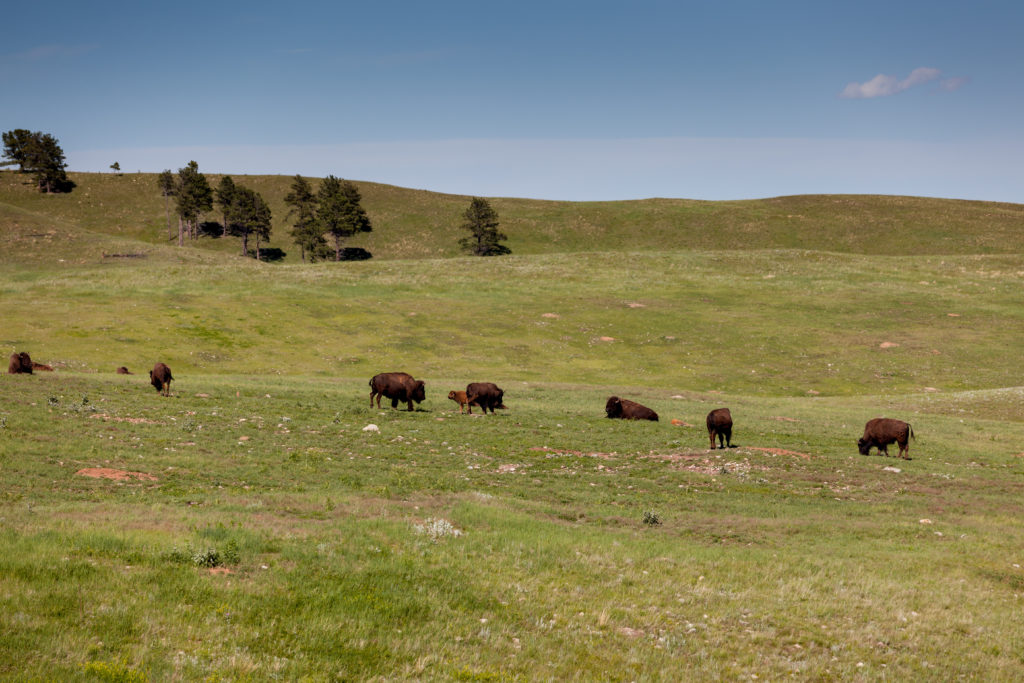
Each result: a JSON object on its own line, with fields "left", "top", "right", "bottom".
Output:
{"left": 362, "top": 424, "right": 380, "bottom": 433}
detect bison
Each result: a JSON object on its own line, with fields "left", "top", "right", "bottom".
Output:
{"left": 605, "top": 396, "right": 658, "bottom": 421}
{"left": 448, "top": 390, "right": 471, "bottom": 413}
{"left": 706, "top": 408, "right": 733, "bottom": 449}
{"left": 31, "top": 362, "right": 54, "bottom": 372}
{"left": 369, "top": 372, "right": 426, "bottom": 411}
{"left": 7, "top": 352, "right": 33, "bottom": 374}
{"left": 858, "top": 418, "right": 914, "bottom": 459}
{"left": 466, "top": 382, "right": 506, "bottom": 415}
{"left": 149, "top": 362, "right": 173, "bottom": 396}
{"left": 116, "top": 366, "right": 133, "bottom": 375}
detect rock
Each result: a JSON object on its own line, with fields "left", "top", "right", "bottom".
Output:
{"left": 883, "top": 466, "right": 901, "bottom": 473}
{"left": 362, "top": 424, "right": 380, "bottom": 433}
{"left": 879, "top": 342, "right": 900, "bottom": 348}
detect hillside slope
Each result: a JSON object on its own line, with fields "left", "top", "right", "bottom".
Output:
{"left": 2, "top": 171, "right": 1021, "bottom": 262}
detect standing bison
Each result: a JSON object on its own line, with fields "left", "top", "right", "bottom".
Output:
{"left": 8, "top": 352, "right": 33, "bottom": 374}
{"left": 466, "top": 382, "right": 506, "bottom": 414}
{"left": 448, "top": 390, "right": 471, "bottom": 413}
{"left": 706, "top": 408, "right": 733, "bottom": 449}
{"left": 605, "top": 396, "right": 658, "bottom": 421}
{"left": 858, "top": 418, "right": 914, "bottom": 459}
{"left": 369, "top": 372, "right": 426, "bottom": 411}
{"left": 149, "top": 362, "right": 173, "bottom": 396}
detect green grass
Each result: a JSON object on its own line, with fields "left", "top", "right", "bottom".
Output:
{"left": 1, "top": 172, "right": 1023, "bottom": 679}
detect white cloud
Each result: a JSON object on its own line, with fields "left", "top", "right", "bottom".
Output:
{"left": 939, "top": 76, "right": 969, "bottom": 92}
{"left": 840, "top": 67, "right": 941, "bottom": 99}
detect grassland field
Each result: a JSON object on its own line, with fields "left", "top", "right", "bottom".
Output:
{"left": 1, "top": 171, "right": 1023, "bottom": 680}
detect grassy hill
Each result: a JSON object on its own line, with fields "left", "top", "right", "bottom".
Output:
{"left": 2, "top": 170, "right": 1024, "bottom": 679}
{"left": 2, "top": 170, "right": 1023, "bottom": 262}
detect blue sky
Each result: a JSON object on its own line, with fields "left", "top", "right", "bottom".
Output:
{"left": 3, "top": 1, "right": 1023, "bottom": 201}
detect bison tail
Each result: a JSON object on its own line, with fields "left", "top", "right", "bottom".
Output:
{"left": 910, "top": 426, "right": 915, "bottom": 440}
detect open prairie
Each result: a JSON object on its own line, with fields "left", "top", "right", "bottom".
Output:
{"left": 1, "top": 172, "right": 1023, "bottom": 680}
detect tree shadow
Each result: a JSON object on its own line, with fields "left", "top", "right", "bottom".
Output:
{"left": 251, "top": 247, "right": 286, "bottom": 262}
{"left": 339, "top": 247, "right": 373, "bottom": 261}
{"left": 199, "top": 221, "right": 224, "bottom": 238}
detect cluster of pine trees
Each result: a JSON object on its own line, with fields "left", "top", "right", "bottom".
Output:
{"left": 3, "top": 128, "right": 511, "bottom": 260}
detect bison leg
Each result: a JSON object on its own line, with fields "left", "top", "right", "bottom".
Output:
{"left": 406, "top": 400, "right": 414, "bottom": 412}
{"left": 369, "top": 390, "right": 376, "bottom": 408}
{"left": 391, "top": 398, "right": 399, "bottom": 409}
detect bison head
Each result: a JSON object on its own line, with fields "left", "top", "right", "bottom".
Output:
{"left": 605, "top": 396, "right": 622, "bottom": 418}
{"left": 411, "top": 380, "right": 426, "bottom": 404}
{"left": 857, "top": 438, "right": 871, "bottom": 455}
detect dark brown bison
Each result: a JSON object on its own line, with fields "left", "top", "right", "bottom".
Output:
{"left": 858, "top": 418, "right": 914, "bottom": 459}
{"left": 149, "top": 362, "right": 173, "bottom": 396}
{"left": 116, "top": 366, "right": 133, "bottom": 375}
{"left": 8, "top": 352, "right": 33, "bottom": 374}
{"left": 31, "top": 362, "right": 54, "bottom": 372}
{"left": 707, "top": 408, "right": 733, "bottom": 449}
{"left": 369, "top": 372, "right": 426, "bottom": 411}
{"left": 605, "top": 396, "right": 658, "bottom": 421}
{"left": 466, "top": 382, "right": 506, "bottom": 414}
{"left": 448, "top": 390, "right": 471, "bottom": 413}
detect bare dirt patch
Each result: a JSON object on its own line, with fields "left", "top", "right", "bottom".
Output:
{"left": 208, "top": 567, "right": 234, "bottom": 575}
{"left": 746, "top": 447, "right": 812, "bottom": 460}
{"left": 89, "top": 413, "right": 162, "bottom": 425}
{"left": 76, "top": 468, "right": 158, "bottom": 481}
{"left": 770, "top": 416, "right": 800, "bottom": 422}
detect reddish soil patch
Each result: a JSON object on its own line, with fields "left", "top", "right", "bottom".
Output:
{"left": 208, "top": 567, "right": 234, "bottom": 575}
{"left": 89, "top": 413, "right": 162, "bottom": 425}
{"left": 770, "top": 416, "right": 800, "bottom": 422}
{"left": 76, "top": 468, "right": 158, "bottom": 481}
{"left": 746, "top": 447, "right": 812, "bottom": 460}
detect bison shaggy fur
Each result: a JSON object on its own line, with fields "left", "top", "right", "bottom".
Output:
{"left": 149, "top": 362, "right": 173, "bottom": 396}
{"left": 466, "top": 382, "right": 506, "bottom": 414}
{"left": 858, "top": 418, "right": 914, "bottom": 459}
{"left": 706, "top": 408, "right": 734, "bottom": 449}
{"left": 116, "top": 366, "right": 133, "bottom": 375}
{"left": 369, "top": 372, "right": 426, "bottom": 412}
{"left": 8, "top": 352, "right": 33, "bottom": 374}
{"left": 605, "top": 396, "right": 658, "bottom": 421}
{"left": 31, "top": 362, "right": 54, "bottom": 372}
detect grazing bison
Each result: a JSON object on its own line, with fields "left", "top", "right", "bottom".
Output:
{"left": 7, "top": 352, "right": 33, "bottom": 374}
{"left": 369, "top": 372, "right": 426, "bottom": 411}
{"left": 116, "top": 366, "right": 133, "bottom": 375}
{"left": 707, "top": 408, "right": 733, "bottom": 449}
{"left": 149, "top": 362, "right": 173, "bottom": 396}
{"left": 858, "top": 418, "right": 915, "bottom": 459}
{"left": 605, "top": 396, "right": 658, "bottom": 421}
{"left": 448, "top": 390, "right": 471, "bottom": 413}
{"left": 31, "top": 362, "right": 54, "bottom": 372}
{"left": 466, "top": 382, "right": 506, "bottom": 415}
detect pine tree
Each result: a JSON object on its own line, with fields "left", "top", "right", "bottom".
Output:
{"left": 227, "top": 186, "right": 272, "bottom": 260}
{"left": 284, "top": 175, "right": 325, "bottom": 262}
{"left": 215, "top": 175, "right": 237, "bottom": 239}
{"left": 316, "top": 176, "right": 372, "bottom": 261}
{"left": 2, "top": 129, "right": 71, "bottom": 193}
{"left": 174, "top": 161, "right": 213, "bottom": 245}
{"left": 459, "top": 197, "right": 509, "bottom": 256}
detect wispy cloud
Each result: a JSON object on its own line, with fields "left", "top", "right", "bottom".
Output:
{"left": 840, "top": 67, "right": 941, "bottom": 99}
{"left": 939, "top": 76, "right": 969, "bottom": 92}
{"left": 1, "top": 43, "right": 96, "bottom": 63}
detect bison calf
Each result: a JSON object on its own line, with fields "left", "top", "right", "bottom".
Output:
{"left": 605, "top": 396, "right": 658, "bottom": 421}
{"left": 707, "top": 408, "right": 733, "bottom": 449}
{"left": 116, "top": 366, "right": 133, "bottom": 375}
{"left": 448, "top": 390, "right": 471, "bottom": 413}
{"left": 369, "top": 372, "right": 426, "bottom": 412}
{"left": 149, "top": 362, "right": 173, "bottom": 396}
{"left": 8, "top": 352, "right": 33, "bottom": 374}
{"left": 858, "top": 418, "right": 914, "bottom": 459}
{"left": 466, "top": 382, "right": 506, "bottom": 415}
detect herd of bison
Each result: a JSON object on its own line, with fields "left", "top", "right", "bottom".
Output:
{"left": 8, "top": 352, "right": 916, "bottom": 460}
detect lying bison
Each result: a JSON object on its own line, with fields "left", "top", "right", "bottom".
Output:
{"left": 149, "top": 362, "right": 173, "bottom": 396}
{"left": 448, "top": 390, "right": 471, "bottom": 413}
{"left": 32, "top": 362, "right": 54, "bottom": 372}
{"left": 116, "top": 366, "right": 133, "bottom": 375}
{"left": 858, "top": 418, "right": 914, "bottom": 459}
{"left": 605, "top": 396, "right": 658, "bottom": 421}
{"left": 707, "top": 408, "right": 734, "bottom": 449}
{"left": 369, "top": 372, "right": 426, "bottom": 411}
{"left": 8, "top": 352, "right": 33, "bottom": 374}
{"left": 466, "top": 382, "right": 506, "bottom": 414}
